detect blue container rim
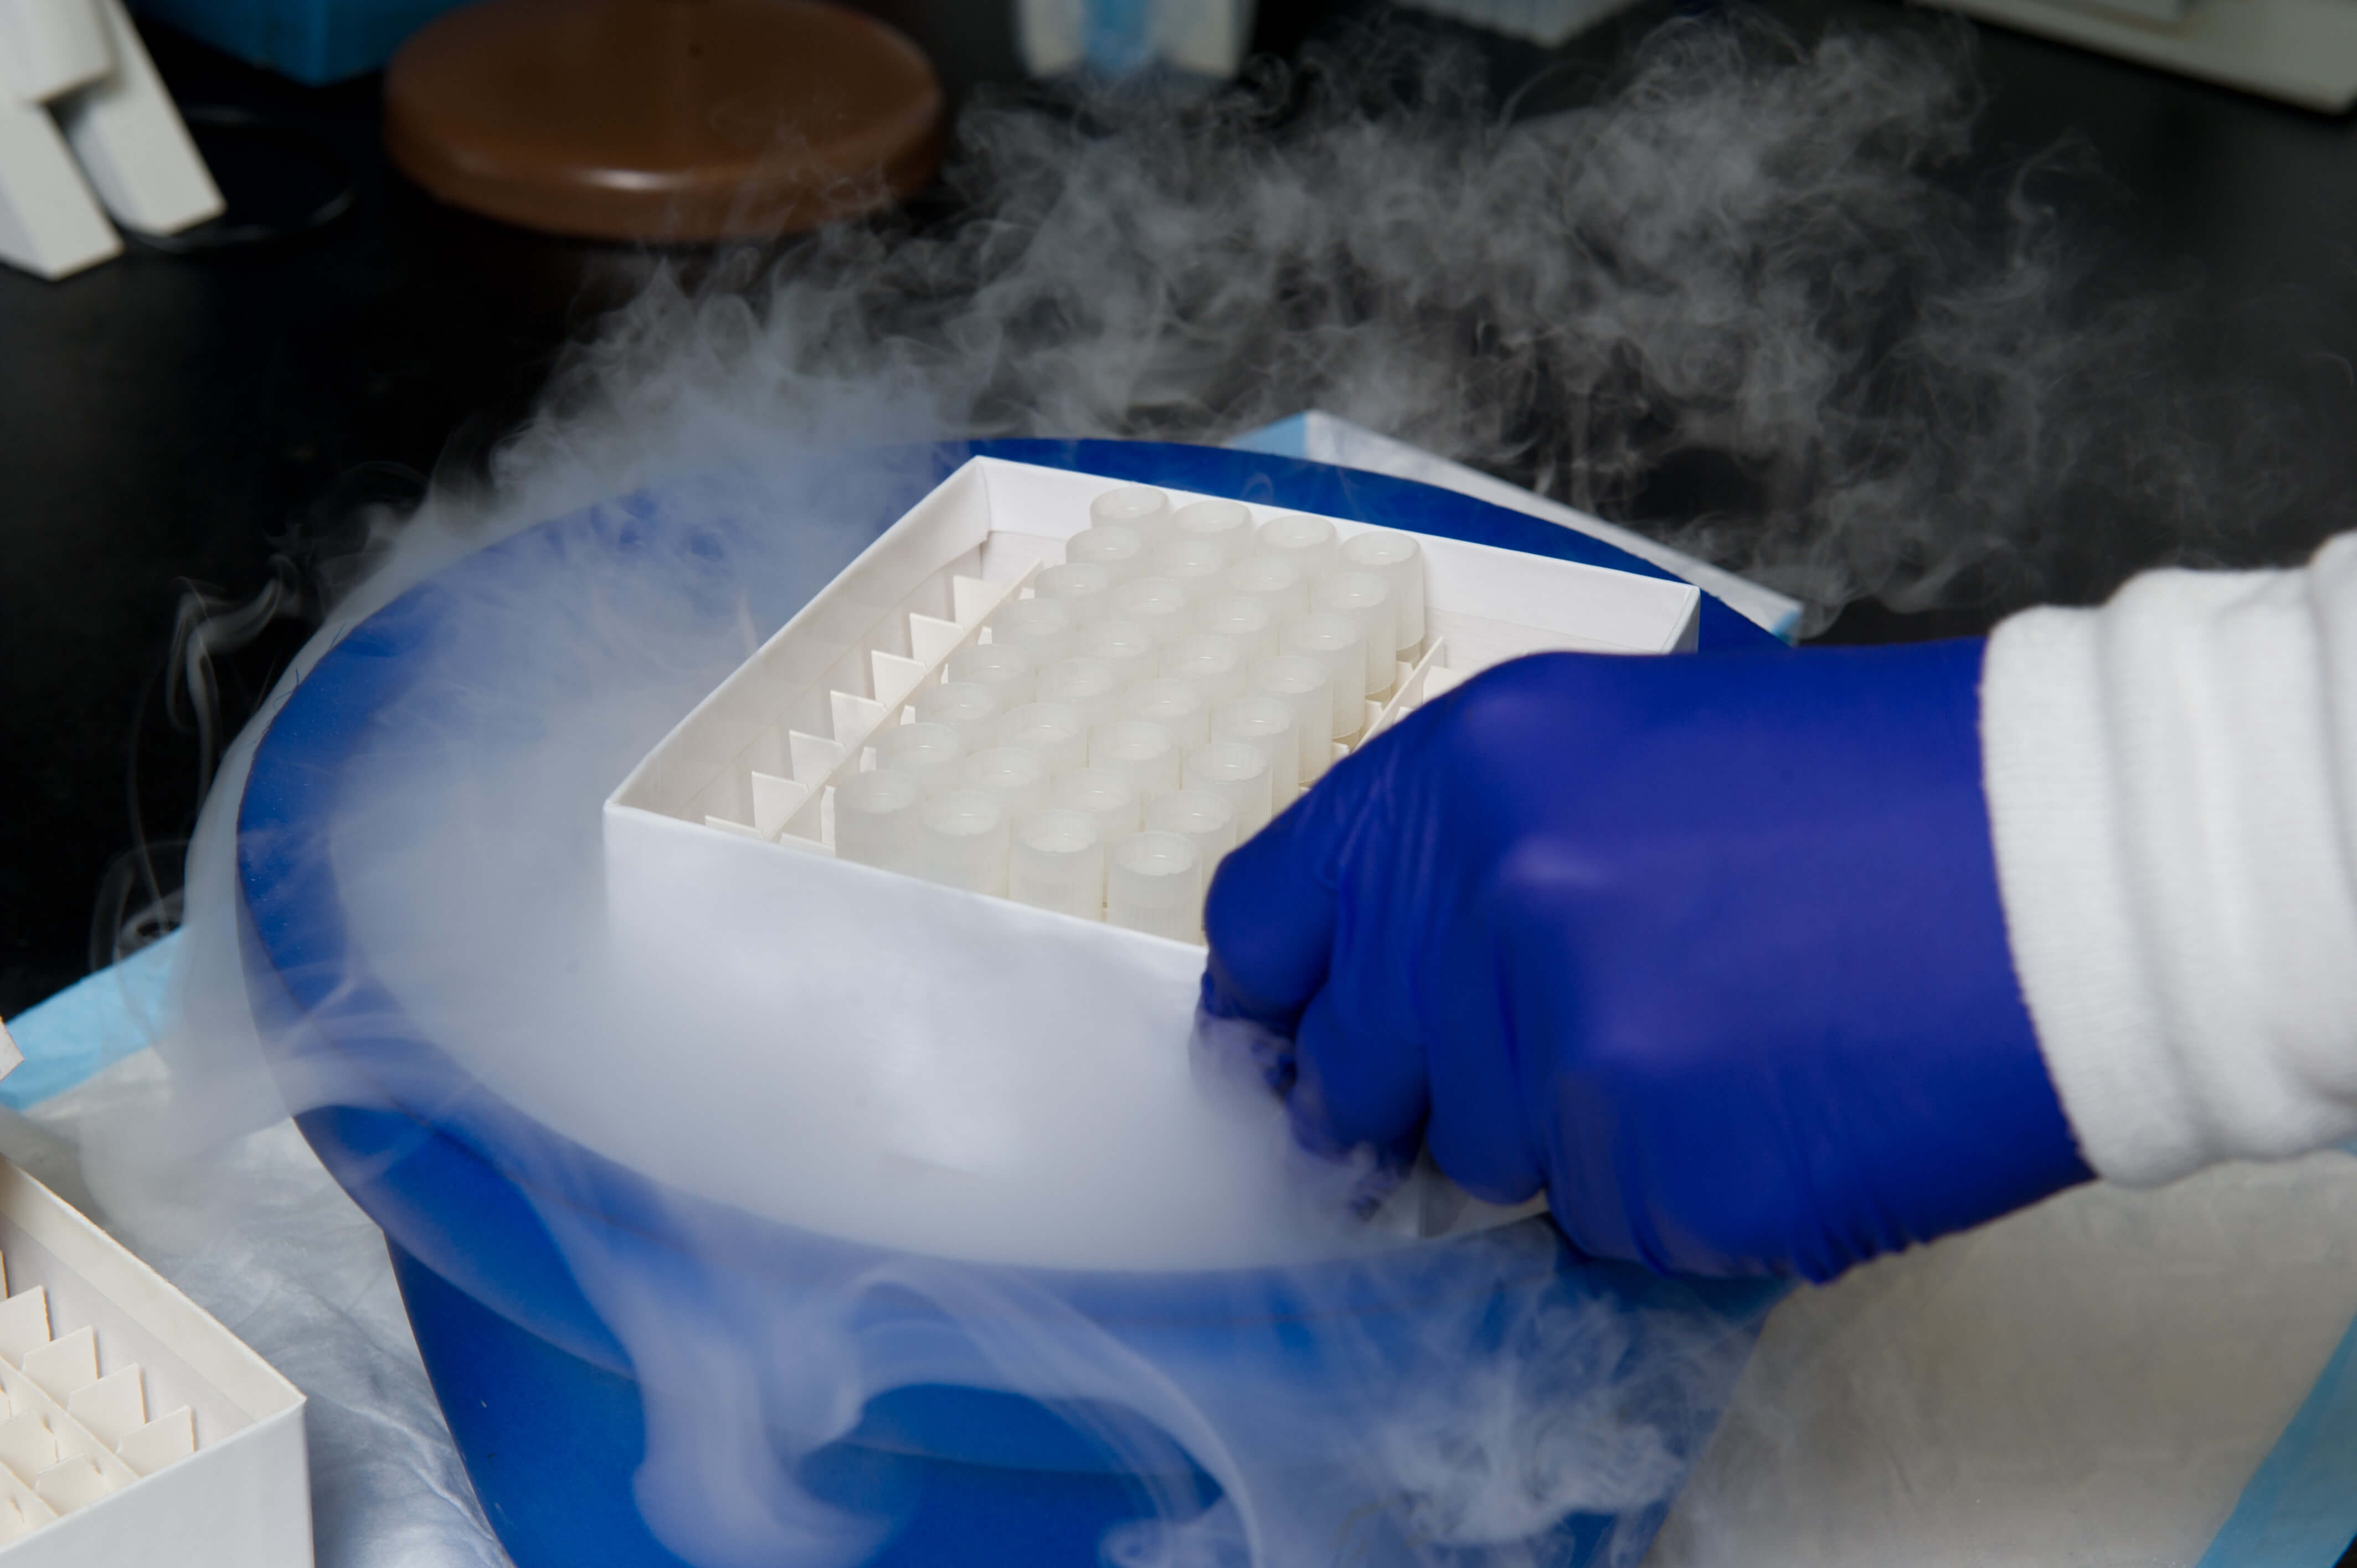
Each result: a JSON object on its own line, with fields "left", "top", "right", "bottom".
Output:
{"left": 234, "top": 437, "right": 1783, "bottom": 1381}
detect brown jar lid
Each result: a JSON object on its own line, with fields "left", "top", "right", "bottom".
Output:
{"left": 384, "top": 0, "right": 944, "bottom": 242}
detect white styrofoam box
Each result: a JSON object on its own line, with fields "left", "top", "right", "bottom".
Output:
{"left": 613, "top": 456, "right": 1698, "bottom": 840}
{"left": 0, "top": 1158, "right": 309, "bottom": 1564}
{"left": 601, "top": 457, "right": 1696, "bottom": 1143}
{"left": 0, "top": 0, "right": 115, "bottom": 105}
{"left": 54, "top": 0, "right": 223, "bottom": 236}
{"left": 1, "top": 0, "right": 220, "bottom": 280}
{"left": 0, "top": 94, "right": 119, "bottom": 280}
{"left": 1918, "top": 0, "right": 2357, "bottom": 114}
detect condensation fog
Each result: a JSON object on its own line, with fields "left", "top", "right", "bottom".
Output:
{"left": 507, "top": 11, "right": 2330, "bottom": 637}
{"left": 92, "top": 13, "right": 2357, "bottom": 1568}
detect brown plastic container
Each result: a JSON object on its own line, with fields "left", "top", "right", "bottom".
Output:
{"left": 383, "top": 0, "right": 945, "bottom": 242}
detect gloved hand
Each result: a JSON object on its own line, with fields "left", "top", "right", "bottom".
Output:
{"left": 1201, "top": 640, "right": 2093, "bottom": 1281}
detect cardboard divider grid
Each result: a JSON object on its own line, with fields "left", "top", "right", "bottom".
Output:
{"left": 0, "top": 1156, "right": 315, "bottom": 1565}
{"left": 708, "top": 560, "right": 1044, "bottom": 850}
{"left": 701, "top": 582, "right": 1543, "bottom": 862}
{"left": 0, "top": 1251, "right": 199, "bottom": 1541}
{"left": 610, "top": 457, "right": 1701, "bottom": 964}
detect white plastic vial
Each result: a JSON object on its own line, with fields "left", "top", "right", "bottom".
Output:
{"left": 1146, "top": 788, "right": 1238, "bottom": 868}
{"left": 1032, "top": 561, "right": 1116, "bottom": 625}
{"left": 1049, "top": 766, "right": 1141, "bottom": 841}
{"left": 1256, "top": 513, "right": 1341, "bottom": 579}
{"left": 1120, "top": 678, "right": 1211, "bottom": 749}
{"left": 917, "top": 788, "right": 1010, "bottom": 896}
{"left": 961, "top": 746, "right": 1052, "bottom": 819}
{"left": 872, "top": 720, "right": 967, "bottom": 797}
{"left": 1340, "top": 528, "right": 1425, "bottom": 649}
{"left": 1196, "top": 595, "right": 1278, "bottom": 662}
{"left": 832, "top": 767, "right": 925, "bottom": 873}
{"left": 1227, "top": 554, "right": 1310, "bottom": 621}
{"left": 1107, "top": 577, "right": 1196, "bottom": 646}
{"left": 985, "top": 599, "right": 1076, "bottom": 669}
{"left": 997, "top": 701, "right": 1090, "bottom": 775}
{"left": 1151, "top": 535, "right": 1234, "bottom": 586}
{"left": 1250, "top": 655, "right": 1336, "bottom": 782}
{"left": 1314, "top": 570, "right": 1398, "bottom": 699}
{"left": 1214, "top": 695, "right": 1301, "bottom": 802}
{"left": 1090, "top": 719, "right": 1181, "bottom": 798}
{"left": 1035, "top": 658, "right": 1126, "bottom": 728}
{"left": 912, "top": 682, "right": 1003, "bottom": 752}
{"left": 1107, "top": 830, "right": 1205, "bottom": 942}
{"left": 1185, "top": 740, "right": 1274, "bottom": 837}
{"left": 1161, "top": 632, "right": 1249, "bottom": 708}
{"left": 1282, "top": 613, "right": 1368, "bottom": 740}
{"left": 1066, "top": 523, "right": 1151, "bottom": 583}
{"left": 1171, "top": 498, "right": 1254, "bottom": 545}
{"left": 1079, "top": 619, "right": 1160, "bottom": 688}
{"left": 949, "top": 642, "right": 1039, "bottom": 708}
{"left": 1010, "top": 808, "right": 1106, "bottom": 920}
{"left": 1090, "top": 484, "right": 1171, "bottom": 539}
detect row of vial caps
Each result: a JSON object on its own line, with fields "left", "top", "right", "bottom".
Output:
{"left": 830, "top": 485, "right": 1427, "bottom": 942}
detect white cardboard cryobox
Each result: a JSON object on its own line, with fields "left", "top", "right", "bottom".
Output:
{"left": 602, "top": 456, "right": 1698, "bottom": 1097}
{"left": 0, "top": 1155, "right": 310, "bottom": 1564}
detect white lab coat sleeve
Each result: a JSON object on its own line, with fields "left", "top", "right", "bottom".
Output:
{"left": 1979, "top": 532, "right": 2357, "bottom": 1185}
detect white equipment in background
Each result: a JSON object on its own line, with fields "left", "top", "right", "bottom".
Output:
{"left": 1916, "top": 0, "right": 2357, "bottom": 113}
{"left": 1016, "top": 0, "right": 1257, "bottom": 79}
{"left": 0, "top": 0, "right": 222, "bottom": 280}
{"left": 1388, "top": 0, "right": 1644, "bottom": 48}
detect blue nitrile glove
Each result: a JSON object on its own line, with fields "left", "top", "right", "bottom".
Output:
{"left": 1201, "top": 641, "right": 2093, "bottom": 1282}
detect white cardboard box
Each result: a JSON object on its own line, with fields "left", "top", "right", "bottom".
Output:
{"left": 0, "top": 1157, "right": 310, "bottom": 1564}
{"left": 601, "top": 457, "right": 1699, "bottom": 1110}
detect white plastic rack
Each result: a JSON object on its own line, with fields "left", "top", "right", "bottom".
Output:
{"left": 709, "top": 557, "right": 1471, "bottom": 857}
{"left": 621, "top": 459, "right": 1700, "bottom": 946}
{"left": 0, "top": 1159, "right": 308, "bottom": 1565}
{"left": 699, "top": 558, "right": 1047, "bottom": 848}
{"left": 0, "top": 1247, "right": 193, "bottom": 1537}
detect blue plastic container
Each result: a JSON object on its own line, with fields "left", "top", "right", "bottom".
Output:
{"left": 235, "top": 440, "right": 1785, "bottom": 1567}
{"left": 133, "top": 0, "right": 466, "bottom": 84}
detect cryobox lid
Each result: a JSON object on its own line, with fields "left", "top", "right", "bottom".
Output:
{"left": 383, "top": 0, "right": 945, "bottom": 241}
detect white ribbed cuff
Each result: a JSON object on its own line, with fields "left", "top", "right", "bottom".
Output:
{"left": 1984, "top": 558, "right": 2357, "bottom": 1185}
{"left": 1982, "top": 608, "right": 2194, "bottom": 1185}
